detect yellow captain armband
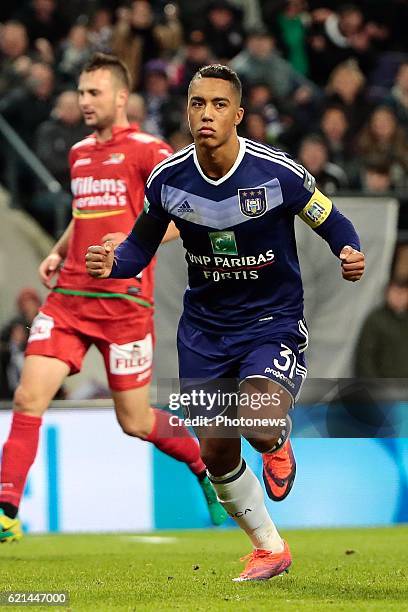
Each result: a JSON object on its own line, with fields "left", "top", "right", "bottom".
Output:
{"left": 298, "top": 188, "right": 333, "bottom": 228}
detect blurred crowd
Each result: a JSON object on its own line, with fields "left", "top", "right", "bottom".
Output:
{"left": 0, "top": 288, "right": 41, "bottom": 399}
{"left": 0, "top": 0, "right": 407, "bottom": 233}
{"left": 0, "top": 1, "right": 407, "bottom": 397}
{"left": 0, "top": 287, "right": 68, "bottom": 399}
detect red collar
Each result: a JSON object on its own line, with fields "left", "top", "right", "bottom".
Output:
{"left": 92, "top": 123, "right": 140, "bottom": 145}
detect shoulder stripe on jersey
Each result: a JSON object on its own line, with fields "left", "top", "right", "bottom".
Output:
{"left": 245, "top": 139, "right": 304, "bottom": 174}
{"left": 246, "top": 145, "right": 304, "bottom": 178}
{"left": 245, "top": 138, "right": 303, "bottom": 170}
{"left": 148, "top": 143, "right": 193, "bottom": 172}
{"left": 246, "top": 144, "right": 304, "bottom": 177}
{"left": 146, "top": 144, "right": 194, "bottom": 186}
{"left": 146, "top": 147, "right": 194, "bottom": 188}
{"left": 71, "top": 137, "right": 96, "bottom": 150}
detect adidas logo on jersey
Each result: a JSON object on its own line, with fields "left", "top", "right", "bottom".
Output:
{"left": 177, "top": 200, "right": 194, "bottom": 213}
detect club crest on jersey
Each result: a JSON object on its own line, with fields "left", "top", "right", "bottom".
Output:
{"left": 238, "top": 187, "right": 267, "bottom": 218}
{"left": 102, "top": 153, "right": 125, "bottom": 165}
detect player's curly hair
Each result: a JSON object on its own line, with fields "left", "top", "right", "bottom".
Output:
{"left": 81, "top": 53, "right": 131, "bottom": 90}
{"left": 189, "top": 64, "right": 242, "bottom": 102}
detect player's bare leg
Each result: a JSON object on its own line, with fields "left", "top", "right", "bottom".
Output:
{"left": 13, "top": 356, "right": 70, "bottom": 417}
{"left": 240, "top": 377, "right": 296, "bottom": 502}
{"left": 112, "top": 385, "right": 154, "bottom": 439}
{"left": 0, "top": 356, "right": 69, "bottom": 541}
{"left": 199, "top": 435, "right": 291, "bottom": 581}
{"left": 112, "top": 386, "right": 227, "bottom": 525}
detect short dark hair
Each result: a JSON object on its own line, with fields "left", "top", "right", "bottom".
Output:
{"left": 189, "top": 64, "right": 242, "bottom": 102}
{"left": 364, "top": 157, "right": 392, "bottom": 176}
{"left": 388, "top": 276, "right": 408, "bottom": 288}
{"left": 338, "top": 3, "right": 361, "bottom": 15}
{"left": 300, "top": 133, "right": 327, "bottom": 149}
{"left": 81, "top": 53, "right": 131, "bottom": 90}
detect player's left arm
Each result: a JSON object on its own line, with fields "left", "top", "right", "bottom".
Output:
{"left": 298, "top": 188, "right": 365, "bottom": 282}
{"left": 280, "top": 160, "right": 364, "bottom": 282}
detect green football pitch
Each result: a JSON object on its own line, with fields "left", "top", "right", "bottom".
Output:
{"left": 0, "top": 527, "right": 407, "bottom": 611}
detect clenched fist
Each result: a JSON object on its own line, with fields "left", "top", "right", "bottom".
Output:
{"left": 339, "top": 245, "right": 365, "bottom": 282}
{"left": 86, "top": 242, "right": 115, "bottom": 278}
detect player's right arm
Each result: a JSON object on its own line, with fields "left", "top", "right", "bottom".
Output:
{"left": 100, "top": 220, "right": 179, "bottom": 249}
{"left": 86, "top": 212, "right": 169, "bottom": 279}
{"left": 39, "top": 220, "right": 74, "bottom": 288}
{"left": 87, "top": 159, "right": 173, "bottom": 279}
{"left": 39, "top": 142, "right": 80, "bottom": 288}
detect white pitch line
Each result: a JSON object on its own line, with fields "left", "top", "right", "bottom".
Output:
{"left": 122, "top": 535, "right": 178, "bottom": 544}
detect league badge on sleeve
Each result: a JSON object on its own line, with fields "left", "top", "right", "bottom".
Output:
{"left": 303, "top": 169, "right": 316, "bottom": 193}
{"left": 238, "top": 187, "right": 268, "bottom": 218}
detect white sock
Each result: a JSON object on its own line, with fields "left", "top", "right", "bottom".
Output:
{"left": 209, "top": 459, "right": 284, "bottom": 552}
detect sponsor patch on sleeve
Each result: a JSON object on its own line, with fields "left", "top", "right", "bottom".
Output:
{"left": 143, "top": 196, "right": 151, "bottom": 213}
{"left": 298, "top": 188, "right": 333, "bottom": 228}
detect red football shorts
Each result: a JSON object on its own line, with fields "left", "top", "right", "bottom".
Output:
{"left": 25, "top": 292, "right": 155, "bottom": 391}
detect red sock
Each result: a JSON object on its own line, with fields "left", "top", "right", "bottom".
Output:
{"left": 0, "top": 412, "right": 42, "bottom": 509}
{"left": 146, "top": 409, "right": 206, "bottom": 475}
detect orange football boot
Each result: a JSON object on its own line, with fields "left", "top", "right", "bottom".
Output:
{"left": 233, "top": 541, "right": 292, "bottom": 581}
{"left": 262, "top": 438, "right": 296, "bottom": 501}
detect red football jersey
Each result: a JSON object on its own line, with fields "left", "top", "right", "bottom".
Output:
{"left": 56, "top": 124, "right": 172, "bottom": 304}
